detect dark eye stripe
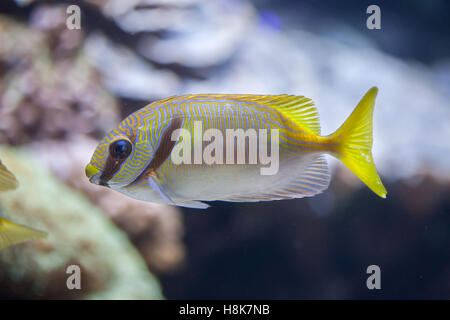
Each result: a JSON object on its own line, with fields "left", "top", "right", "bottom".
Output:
{"left": 100, "top": 139, "right": 133, "bottom": 184}
{"left": 126, "top": 118, "right": 182, "bottom": 187}
{"left": 99, "top": 156, "right": 126, "bottom": 184}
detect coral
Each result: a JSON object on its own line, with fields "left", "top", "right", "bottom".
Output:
{"left": 0, "top": 146, "right": 163, "bottom": 299}
{"left": 0, "top": 7, "right": 186, "bottom": 284}
{"left": 0, "top": 12, "right": 119, "bottom": 145}
{"left": 30, "top": 136, "right": 186, "bottom": 275}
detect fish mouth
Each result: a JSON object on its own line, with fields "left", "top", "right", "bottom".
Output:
{"left": 98, "top": 179, "right": 110, "bottom": 187}
{"left": 85, "top": 164, "right": 109, "bottom": 187}
{"left": 88, "top": 174, "right": 109, "bottom": 188}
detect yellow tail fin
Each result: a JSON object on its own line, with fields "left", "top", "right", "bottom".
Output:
{"left": 329, "top": 87, "right": 387, "bottom": 198}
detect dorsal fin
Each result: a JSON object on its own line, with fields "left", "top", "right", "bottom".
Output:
{"left": 246, "top": 95, "right": 320, "bottom": 134}
{"left": 162, "top": 94, "right": 321, "bottom": 135}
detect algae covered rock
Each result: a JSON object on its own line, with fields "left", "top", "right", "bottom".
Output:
{"left": 0, "top": 13, "right": 120, "bottom": 145}
{"left": 0, "top": 147, "right": 163, "bottom": 299}
{"left": 30, "top": 136, "right": 186, "bottom": 275}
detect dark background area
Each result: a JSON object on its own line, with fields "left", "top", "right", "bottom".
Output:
{"left": 160, "top": 176, "right": 450, "bottom": 299}
{"left": 252, "top": 0, "right": 450, "bottom": 64}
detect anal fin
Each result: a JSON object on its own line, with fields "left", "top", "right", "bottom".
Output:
{"left": 223, "top": 156, "right": 330, "bottom": 202}
{"left": 147, "top": 173, "right": 177, "bottom": 205}
{"left": 171, "top": 199, "right": 210, "bottom": 209}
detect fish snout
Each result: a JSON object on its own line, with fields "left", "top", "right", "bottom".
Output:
{"left": 85, "top": 164, "right": 100, "bottom": 179}
{"left": 85, "top": 164, "right": 109, "bottom": 186}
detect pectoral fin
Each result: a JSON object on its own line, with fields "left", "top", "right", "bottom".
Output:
{"left": 147, "top": 171, "right": 177, "bottom": 205}
{"left": 148, "top": 172, "right": 209, "bottom": 209}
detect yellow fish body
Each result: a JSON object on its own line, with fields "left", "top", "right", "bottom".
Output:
{"left": 0, "top": 161, "right": 47, "bottom": 249}
{"left": 86, "top": 87, "right": 386, "bottom": 208}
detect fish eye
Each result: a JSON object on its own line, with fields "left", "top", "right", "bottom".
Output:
{"left": 109, "top": 139, "right": 132, "bottom": 160}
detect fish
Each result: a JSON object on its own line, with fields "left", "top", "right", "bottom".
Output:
{"left": 0, "top": 160, "right": 47, "bottom": 249}
{"left": 0, "top": 217, "right": 47, "bottom": 250}
{"left": 0, "top": 160, "right": 19, "bottom": 191}
{"left": 85, "top": 87, "right": 387, "bottom": 209}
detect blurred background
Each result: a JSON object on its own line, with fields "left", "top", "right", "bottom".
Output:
{"left": 0, "top": 0, "right": 449, "bottom": 299}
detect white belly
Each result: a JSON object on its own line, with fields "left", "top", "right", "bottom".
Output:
{"left": 164, "top": 151, "right": 321, "bottom": 201}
